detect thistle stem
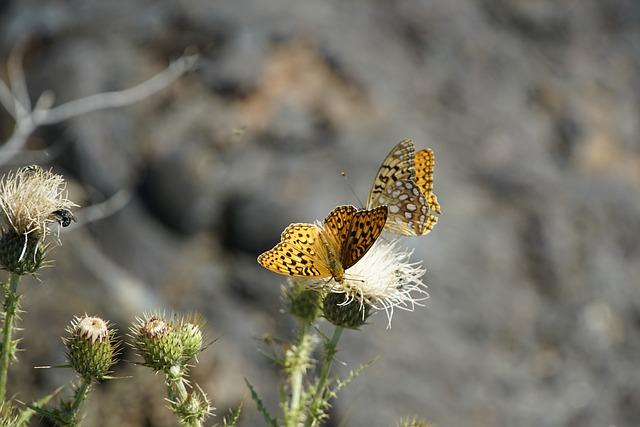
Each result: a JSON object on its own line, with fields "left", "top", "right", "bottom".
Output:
{"left": 68, "top": 378, "right": 92, "bottom": 424}
{"left": 287, "top": 321, "right": 311, "bottom": 427}
{"left": 166, "top": 366, "right": 202, "bottom": 427}
{"left": 0, "top": 272, "right": 20, "bottom": 402}
{"left": 304, "top": 326, "right": 344, "bottom": 427}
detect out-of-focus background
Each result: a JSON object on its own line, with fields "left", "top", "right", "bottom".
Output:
{"left": 1, "top": 1, "right": 639, "bottom": 426}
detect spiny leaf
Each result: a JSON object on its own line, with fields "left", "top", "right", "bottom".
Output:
{"left": 332, "top": 358, "right": 376, "bottom": 394}
{"left": 244, "top": 378, "right": 279, "bottom": 427}
{"left": 16, "top": 386, "right": 62, "bottom": 426}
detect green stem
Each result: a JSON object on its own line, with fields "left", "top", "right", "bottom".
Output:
{"left": 287, "top": 321, "right": 310, "bottom": 427}
{"left": 0, "top": 273, "right": 20, "bottom": 402}
{"left": 304, "top": 326, "right": 344, "bottom": 427}
{"left": 68, "top": 378, "right": 92, "bottom": 425}
{"left": 166, "top": 366, "right": 202, "bottom": 427}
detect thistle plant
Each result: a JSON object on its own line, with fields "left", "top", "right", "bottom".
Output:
{"left": 130, "top": 312, "right": 214, "bottom": 427}
{"left": 34, "top": 315, "right": 120, "bottom": 426}
{"left": 250, "top": 237, "right": 429, "bottom": 427}
{"left": 0, "top": 166, "right": 76, "bottom": 404}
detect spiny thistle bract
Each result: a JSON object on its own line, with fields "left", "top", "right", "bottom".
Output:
{"left": 322, "top": 292, "right": 371, "bottom": 329}
{"left": 64, "top": 315, "right": 120, "bottom": 381}
{"left": 130, "top": 313, "right": 205, "bottom": 372}
{"left": 0, "top": 165, "right": 76, "bottom": 275}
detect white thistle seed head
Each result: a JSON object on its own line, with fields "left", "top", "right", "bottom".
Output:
{"left": 320, "top": 239, "right": 429, "bottom": 327}
{"left": 0, "top": 166, "right": 77, "bottom": 239}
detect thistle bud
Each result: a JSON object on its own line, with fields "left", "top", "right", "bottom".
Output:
{"left": 285, "top": 278, "right": 321, "bottom": 322}
{"left": 180, "top": 321, "right": 204, "bottom": 361}
{"left": 131, "top": 314, "right": 184, "bottom": 372}
{"left": 64, "top": 316, "right": 118, "bottom": 381}
{"left": 322, "top": 293, "right": 371, "bottom": 329}
{"left": 173, "top": 387, "right": 212, "bottom": 425}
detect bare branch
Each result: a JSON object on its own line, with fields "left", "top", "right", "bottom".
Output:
{"left": 36, "top": 54, "right": 198, "bottom": 125}
{"left": 0, "top": 78, "right": 17, "bottom": 118}
{"left": 0, "top": 53, "right": 198, "bottom": 167}
{"left": 7, "top": 42, "right": 31, "bottom": 115}
{"left": 71, "top": 232, "right": 161, "bottom": 313}
{"left": 69, "top": 188, "right": 132, "bottom": 229}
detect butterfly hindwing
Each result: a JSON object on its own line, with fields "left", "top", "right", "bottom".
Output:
{"left": 415, "top": 148, "right": 441, "bottom": 214}
{"left": 257, "top": 223, "right": 331, "bottom": 277}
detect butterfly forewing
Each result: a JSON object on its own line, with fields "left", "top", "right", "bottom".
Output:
{"left": 367, "top": 139, "right": 415, "bottom": 208}
{"left": 257, "top": 223, "right": 332, "bottom": 277}
{"left": 339, "top": 206, "right": 388, "bottom": 270}
{"left": 323, "top": 205, "right": 358, "bottom": 250}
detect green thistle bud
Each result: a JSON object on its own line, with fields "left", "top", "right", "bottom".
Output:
{"left": 64, "top": 316, "right": 119, "bottom": 381}
{"left": 0, "top": 231, "right": 45, "bottom": 275}
{"left": 180, "top": 321, "right": 203, "bottom": 361}
{"left": 322, "top": 293, "right": 371, "bottom": 329}
{"left": 131, "top": 315, "right": 184, "bottom": 372}
{"left": 285, "top": 278, "right": 321, "bottom": 322}
{"left": 172, "top": 386, "right": 212, "bottom": 425}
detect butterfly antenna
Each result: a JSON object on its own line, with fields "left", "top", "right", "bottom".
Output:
{"left": 340, "top": 171, "right": 365, "bottom": 209}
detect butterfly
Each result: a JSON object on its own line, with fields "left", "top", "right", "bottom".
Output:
{"left": 367, "top": 139, "right": 441, "bottom": 236}
{"left": 257, "top": 205, "right": 388, "bottom": 283}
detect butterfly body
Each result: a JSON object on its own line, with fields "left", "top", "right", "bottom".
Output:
{"left": 257, "top": 205, "right": 388, "bottom": 283}
{"left": 367, "top": 139, "right": 440, "bottom": 236}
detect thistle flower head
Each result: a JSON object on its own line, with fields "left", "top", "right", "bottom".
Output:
{"left": 130, "top": 312, "right": 207, "bottom": 372}
{"left": 64, "top": 315, "right": 119, "bottom": 381}
{"left": 319, "top": 239, "right": 428, "bottom": 327}
{"left": 322, "top": 292, "right": 371, "bottom": 329}
{"left": 0, "top": 166, "right": 77, "bottom": 274}
{"left": 0, "top": 166, "right": 76, "bottom": 238}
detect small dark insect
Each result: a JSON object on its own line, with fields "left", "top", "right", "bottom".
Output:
{"left": 50, "top": 209, "right": 76, "bottom": 227}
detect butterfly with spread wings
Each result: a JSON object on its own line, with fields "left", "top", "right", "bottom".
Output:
{"left": 257, "top": 205, "right": 388, "bottom": 283}
{"left": 367, "top": 139, "right": 441, "bottom": 236}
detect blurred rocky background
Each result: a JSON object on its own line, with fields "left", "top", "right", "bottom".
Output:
{"left": 1, "top": 0, "right": 639, "bottom": 426}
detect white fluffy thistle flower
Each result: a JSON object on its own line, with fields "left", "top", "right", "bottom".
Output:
{"left": 0, "top": 166, "right": 76, "bottom": 239}
{"left": 0, "top": 166, "right": 77, "bottom": 274}
{"left": 321, "top": 239, "right": 428, "bottom": 327}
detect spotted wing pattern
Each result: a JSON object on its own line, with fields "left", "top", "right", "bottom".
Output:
{"left": 367, "top": 139, "right": 415, "bottom": 206}
{"left": 339, "top": 206, "right": 388, "bottom": 269}
{"left": 258, "top": 206, "right": 388, "bottom": 280}
{"left": 367, "top": 140, "right": 434, "bottom": 236}
{"left": 257, "top": 223, "right": 331, "bottom": 277}
{"left": 323, "top": 205, "right": 358, "bottom": 252}
{"left": 415, "top": 148, "right": 441, "bottom": 214}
